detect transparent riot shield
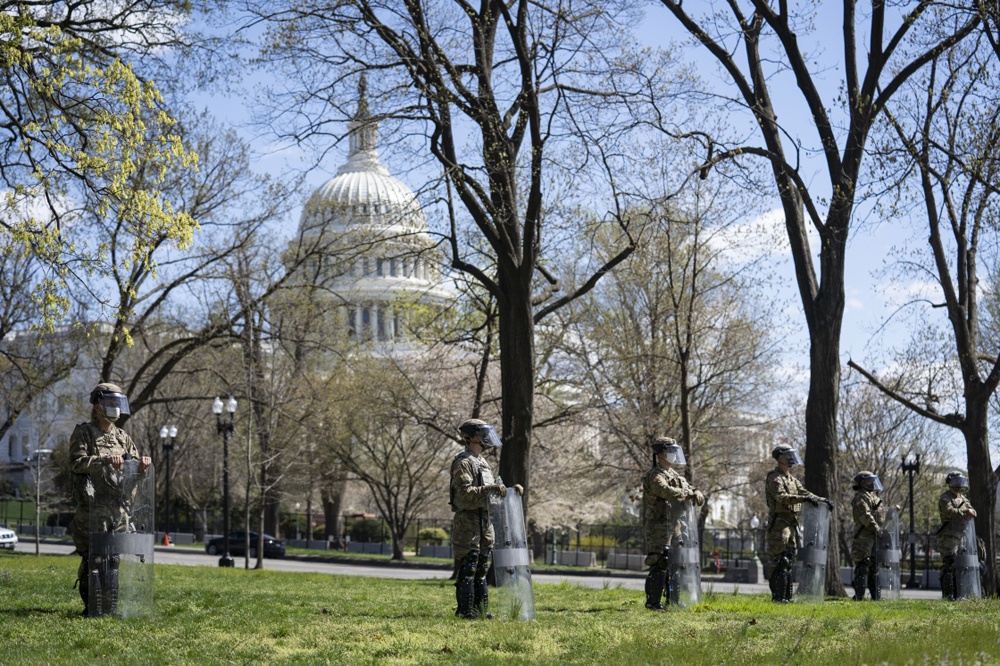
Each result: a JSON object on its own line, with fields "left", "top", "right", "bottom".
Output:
{"left": 954, "top": 519, "right": 982, "bottom": 600}
{"left": 669, "top": 502, "right": 702, "bottom": 607}
{"left": 794, "top": 502, "right": 830, "bottom": 602}
{"left": 88, "top": 458, "right": 154, "bottom": 617}
{"left": 488, "top": 491, "right": 535, "bottom": 621}
{"left": 876, "top": 509, "right": 902, "bottom": 600}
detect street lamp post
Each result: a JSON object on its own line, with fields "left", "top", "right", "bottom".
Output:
{"left": 295, "top": 502, "right": 301, "bottom": 541}
{"left": 213, "top": 395, "right": 237, "bottom": 568}
{"left": 901, "top": 454, "right": 921, "bottom": 588}
{"left": 159, "top": 425, "right": 178, "bottom": 545}
{"left": 31, "top": 449, "right": 52, "bottom": 556}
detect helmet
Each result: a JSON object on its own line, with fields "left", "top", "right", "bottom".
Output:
{"left": 651, "top": 437, "right": 686, "bottom": 466}
{"left": 772, "top": 444, "right": 802, "bottom": 466}
{"left": 458, "top": 419, "right": 502, "bottom": 449}
{"left": 90, "top": 382, "right": 130, "bottom": 422}
{"left": 945, "top": 471, "right": 969, "bottom": 490}
{"left": 853, "top": 471, "right": 883, "bottom": 492}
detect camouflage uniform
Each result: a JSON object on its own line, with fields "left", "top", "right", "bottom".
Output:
{"left": 642, "top": 465, "right": 696, "bottom": 564}
{"left": 937, "top": 490, "right": 973, "bottom": 556}
{"left": 765, "top": 467, "right": 821, "bottom": 602}
{"left": 851, "top": 490, "right": 885, "bottom": 561}
{"left": 765, "top": 469, "right": 819, "bottom": 558}
{"left": 450, "top": 448, "right": 500, "bottom": 618}
{"left": 69, "top": 420, "right": 140, "bottom": 608}
{"left": 642, "top": 464, "right": 699, "bottom": 608}
{"left": 850, "top": 489, "right": 885, "bottom": 600}
{"left": 937, "top": 488, "right": 975, "bottom": 600}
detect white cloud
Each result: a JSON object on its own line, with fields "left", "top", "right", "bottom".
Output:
{"left": 877, "top": 279, "right": 940, "bottom": 309}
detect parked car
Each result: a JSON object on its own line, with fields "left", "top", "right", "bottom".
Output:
{"left": 205, "top": 532, "right": 285, "bottom": 559}
{"left": 0, "top": 526, "right": 18, "bottom": 550}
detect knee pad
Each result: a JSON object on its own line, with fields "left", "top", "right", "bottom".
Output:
{"left": 774, "top": 552, "right": 793, "bottom": 573}
{"left": 655, "top": 549, "right": 671, "bottom": 572}
{"left": 458, "top": 551, "right": 479, "bottom": 578}
{"left": 475, "top": 551, "right": 491, "bottom": 578}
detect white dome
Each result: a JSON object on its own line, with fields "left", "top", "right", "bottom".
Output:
{"left": 299, "top": 101, "right": 428, "bottom": 236}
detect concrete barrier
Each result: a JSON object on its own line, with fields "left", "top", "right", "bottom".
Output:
{"left": 723, "top": 559, "right": 763, "bottom": 583}
{"left": 551, "top": 550, "right": 597, "bottom": 567}
{"left": 606, "top": 549, "right": 646, "bottom": 571}
{"left": 18, "top": 525, "right": 67, "bottom": 537}
{"left": 156, "top": 532, "right": 195, "bottom": 546}
{"left": 419, "top": 545, "right": 453, "bottom": 558}
{"left": 346, "top": 541, "right": 393, "bottom": 555}
{"left": 286, "top": 539, "right": 329, "bottom": 550}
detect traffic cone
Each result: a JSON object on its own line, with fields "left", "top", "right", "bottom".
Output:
{"left": 163, "top": 533, "right": 171, "bottom": 546}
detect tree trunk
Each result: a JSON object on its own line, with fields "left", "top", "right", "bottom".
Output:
{"left": 963, "top": 390, "right": 997, "bottom": 596}
{"left": 390, "top": 524, "right": 405, "bottom": 561}
{"left": 496, "top": 265, "right": 535, "bottom": 510}
{"left": 322, "top": 482, "right": 345, "bottom": 547}
{"left": 803, "top": 306, "right": 847, "bottom": 597}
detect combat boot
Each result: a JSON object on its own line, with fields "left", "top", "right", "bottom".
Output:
{"left": 768, "top": 569, "right": 783, "bottom": 602}
{"left": 455, "top": 551, "right": 479, "bottom": 619}
{"left": 852, "top": 561, "right": 868, "bottom": 601}
{"left": 780, "top": 567, "right": 795, "bottom": 603}
{"left": 867, "top": 565, "right": 881, "bottom": 601}
{"left": 644, "top": 567, "right": 667, "bottom": 611}
{"left": 473, "top": 576, "right": 494, "bottom": 620}
{"left": 941, "top": 556, "right": 956, "bottom": 601}
{"left": 455, "top": 575, "right": 477, "bottom": 618}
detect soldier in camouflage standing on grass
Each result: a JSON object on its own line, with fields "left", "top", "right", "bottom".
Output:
{"left": 937, "top": 471, "right": 976, "bottom": 600}
{"left": 850, "top": 470, "right": 893, "bottom": 601}
{"left": 449, "top": 418, "right": 522, "bottom": 619}
{"left": 69, "top": 383, "right": 151, "bottom": 615}
{"left": 765, "top": 444, "right": 830, "bottom": 603}
{"left": 642, "top": 436, "right": 704, "bottom": 611}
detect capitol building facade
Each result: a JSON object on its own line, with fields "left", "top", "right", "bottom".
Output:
{"left": 288, "top": 83, "right": 453, "bottom": 345}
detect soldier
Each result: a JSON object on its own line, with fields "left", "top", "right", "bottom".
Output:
{"left": 938, "top": 471, "right": 977, "bottom": 601}
{"left": 765, "top": 444, "right": 830, "bottom": 603}
{"left": 69, "top": 383, "right": 151, "bottom": 616}
{"left": 450, "top": 418, "right": 522, "bottom": 619}
{"left": 642, "top": 437, "right": 704, "bottom": 611}
{"left": 850, "top": 470, "right": 888, "bottom": 601}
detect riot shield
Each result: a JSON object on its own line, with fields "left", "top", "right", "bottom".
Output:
{"left": 488, "top": 491, "right": 535, "bottom": 621}
{"left": 954, "top": 519, "right": 982, "bottom": 600}
{"left": 88, "top": 458, "right": 154, "bottom": 618}
{"left": 876, "top": 509, "right": 902, "bottom": 600}
{"left": 794, "top": 502, "right": 830, "bottom": 602}
{"left": 669, "top": 502, "right": 702, "bottom": 607}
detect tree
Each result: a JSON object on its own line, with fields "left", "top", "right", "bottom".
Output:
{"left": 655, "top": 0, "right": 982, "bottom": 595}
{"left": 835, "top": 375, "right": 951, "bottom": 564}
{"left": 0, "top": 1, "right": 200, "bottom": 326}
{"left": 246, "top": 0, "right": 699, "bottom": 508}
{"left": 0, "top": 240, "right": 83, "bottom": 442}
{"left": 561, "top": 182, "right": 780, "bottom": 528}
{"left": 849, "top": 34, "right": 1000, "bottom": 593}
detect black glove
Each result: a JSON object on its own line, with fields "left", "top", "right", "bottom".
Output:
{"left": 823, "top": 498, "right": 834, "bottom": 511}
{"left": 808, "top": 497, "right": 820, "bottom": 507}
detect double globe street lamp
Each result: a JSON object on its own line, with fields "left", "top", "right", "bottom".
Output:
{"left": 213, "top": 395, "right": 237, "bottom": 568}
{"left": 159, "top": 425, "right": 178, "bottom": 545}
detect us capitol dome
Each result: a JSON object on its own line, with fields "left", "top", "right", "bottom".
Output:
{"left": 288, "top": 78, "right": 453, "bottom": 343}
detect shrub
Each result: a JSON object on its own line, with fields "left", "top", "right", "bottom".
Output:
{"left": 347, "top": 518, "right": 388, "bottom": 543}
{"left": 417, "top": 527, "right": 449, "bottom": 544}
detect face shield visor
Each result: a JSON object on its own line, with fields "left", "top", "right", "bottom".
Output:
{"left": 476, "top": 424, "right": 503, "bottom": 450}
{"left": 948, "top": 475, "right": 969, "bottom": 490}
{"left": 96, "top": 392, "right": 131, "bottom": 422}
{"left": 781, "top": 449, "right": 803, "bottom": 466}
{"left": 865, "top": 475, "right": 884, "bottom": 492}
{"left": 662, "top": 445, "right": 686, "bottom": 466}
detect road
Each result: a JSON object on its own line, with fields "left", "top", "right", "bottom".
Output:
{"left": 12, "top": 541, "right": 941, "bottom": 599}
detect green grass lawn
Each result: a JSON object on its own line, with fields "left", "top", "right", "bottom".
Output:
{"left": 2, "top": 552, "right": 999, "bottom": 665}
